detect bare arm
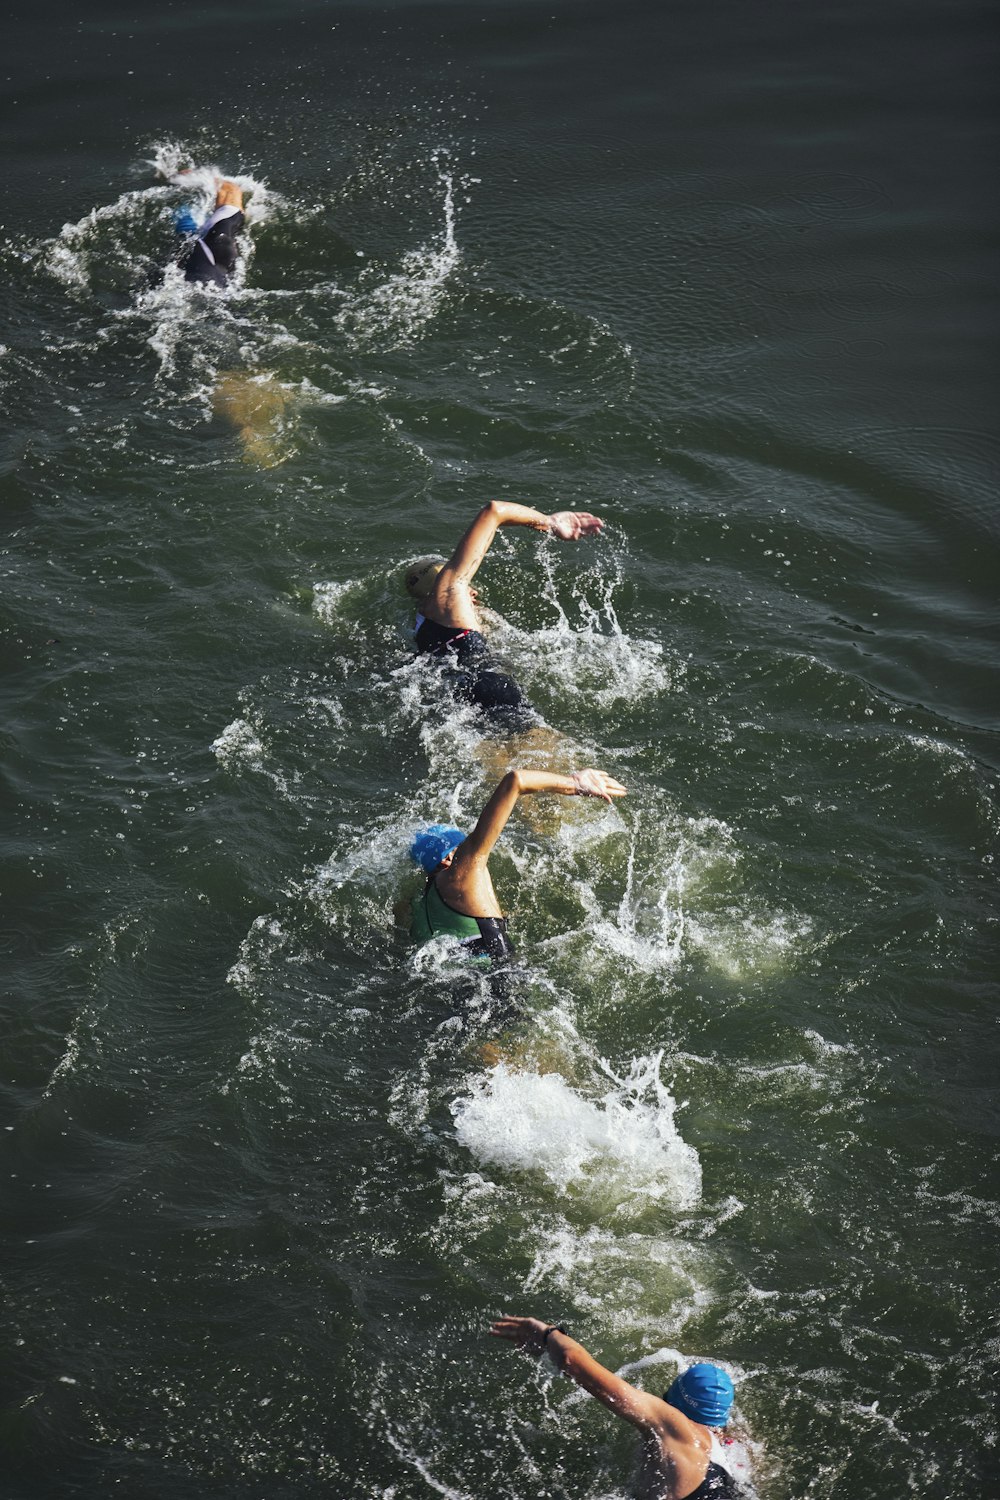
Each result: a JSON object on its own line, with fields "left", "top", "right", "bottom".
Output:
{"left": 437, "top": 768, "right": 625, "bottom": 918}
{"left": 489, "top": 1317, "right": 681, "bottom": 1434}
{"left": 424, "top": 501, "right": 604, "bottom": 630}
{"left": 456, "top": 768, "right": 625, "bottom": 870}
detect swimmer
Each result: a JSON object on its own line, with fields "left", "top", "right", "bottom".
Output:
{"left": 405, "top": 501, "right": 604, "bottom": 732}
{"left": 178, "top": 179, "right": 245, "bottom": 288}
{"left": 409, "top": 766, "right": 625, "bottom": 966}
{"left": 490, "top": 1318, "right": 743, "bottom": 1499}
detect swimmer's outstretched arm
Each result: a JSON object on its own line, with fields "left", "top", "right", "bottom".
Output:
{"left": 426, "top": 501, "right": 604, "bottom": 630}
{"left": 455, "top": 768, "right": 625, "bottom": 872}
{"left": 489, "top": 1316, "right": 678, "bottom": 1434}
{"left": 433, "top": 769, "right": 624, "bottom": 919}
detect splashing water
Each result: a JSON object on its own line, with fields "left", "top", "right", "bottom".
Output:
{"left": 451, "top": 1054, "right": 701, "bottom": 1213}
{"left": 336, "top": 155, "right": 461, "bottom": 349}
{"left": 494, "top": 550, "right": 676, "bottom": 710}
{"left": 211, "top": 718, "right": 293, "bottom": 799}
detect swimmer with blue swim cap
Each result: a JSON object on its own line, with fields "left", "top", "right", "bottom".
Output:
{"left": 490, "top": 1318, "right": 743, "bottom": 1498}
{"left": 405, "top": 500, "right": 604, "bottom": 733}
{"left": 410, "top": 824, "right": 466, "bottom": 875}
{"left": 409, "top": 767, "right": 625, "bottom": 966}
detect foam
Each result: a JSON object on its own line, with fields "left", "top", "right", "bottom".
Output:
{"left": 451, "top": 1054, "right": 701, "bottom": 1212}
{"left": 310, "top": 577, "right": 369, "bottom": 626}
{"left": 211, "top": 716, "right": 266, "bottom": 769}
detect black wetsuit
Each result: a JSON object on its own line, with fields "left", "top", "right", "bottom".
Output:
{"left": 682, "top": 1461, "right": 741, "bottom": 1499}
{"left": 414, "top": 616, "right": 537, "bottom": 734}
{"left": 182, "top": 205, "right": 244, "bottom": 288}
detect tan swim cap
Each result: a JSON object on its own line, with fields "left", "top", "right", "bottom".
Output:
{"left": 405, "top": 558, "right": 444, "bottom": 600}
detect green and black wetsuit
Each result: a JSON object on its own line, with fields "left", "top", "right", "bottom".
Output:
{"left": 411, "top": 877, "right": 514, "bottom": 966}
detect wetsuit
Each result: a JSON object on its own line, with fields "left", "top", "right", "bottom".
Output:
{"left": 182, "top": 204, "right": 244, "bottom": 288}
{"left": 411, "top": 877, "right": 514, "bottom": 965}
{"left": 682, "top": 1462, "right": 741, "bottom": 1499}
{"left": 679, "top": 1437, "right": 742, "bottom": 1499}
{"left": 411, "top": 876, "right": 522, "bottom": 1026}
{"left": 414, "top": 615, "right": 537, "bottom": 734}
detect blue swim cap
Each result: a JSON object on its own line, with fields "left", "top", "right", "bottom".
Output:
{"left": 174, "top": 208, "right": 199, "bottom": 235}
{"left": 410, "top": 824, "right": 465, "bottom": 873}
{"left": 663, "top": 1364, "right": 735, "bottom": 1427}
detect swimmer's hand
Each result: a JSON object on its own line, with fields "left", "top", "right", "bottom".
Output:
{"left": 571, "top": 768, "right": 627, "bottom": 802}
{"left": 489, "top": 1315, "right": 553, "bottom": 1354}
{"left": 547, "top": 511, "right": 604, "bottom": 541}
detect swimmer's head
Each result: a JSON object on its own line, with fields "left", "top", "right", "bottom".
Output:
{"left": 663, "top": 1365, "right": 735, "bottom": 1428}
{"left": 410, "top": 824, "right": 465, "bottom": 873}
{"left": 215, "top": 179, "right": 244, "bottom": 211}
{"left": 405, "top": 557, "right": 444, "bottom": 601}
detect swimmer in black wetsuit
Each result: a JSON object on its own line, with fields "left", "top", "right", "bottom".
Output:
{"left": 180, "top": 179, "right": 245, "bottom": 288}
{"left": 490, "top": 1318, "right": 744, "bottom": 1499}
{"left": 405, "top": 500, "right": 604, "bottom": 732}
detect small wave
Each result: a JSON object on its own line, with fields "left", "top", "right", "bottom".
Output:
{"left": 310, "top": 577, "right": 371, "bottom": 626}
{"left": 226, "top": 914, "right": 289, "bottom": 997}
{"left": 44, "top": 184, "right": 173, "bottom": 291}
{"left": 685, "top": 909, "right": 815, "bottom": 980}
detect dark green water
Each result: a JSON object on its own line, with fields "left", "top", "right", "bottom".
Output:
{"left": 2, "top": 2, "right": 997, "bottom": 1496}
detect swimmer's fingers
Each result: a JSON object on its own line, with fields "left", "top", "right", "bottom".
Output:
{"left": 572, "top": 768, "right": 627, "bottom": 802}
{"left": 548, "top": 510, "right": 605, "bottom": 541}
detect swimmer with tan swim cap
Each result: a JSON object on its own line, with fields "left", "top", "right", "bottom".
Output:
{"left": 406, "top": 501, "right": 604, "bottom": 732}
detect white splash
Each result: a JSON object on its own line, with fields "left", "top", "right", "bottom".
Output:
{"left": 311, "top": 578, "right": 368, "bottom": 626}
{"left": 495, "top": 556, "right": 673, "bottom": 710}
{"left": 211, "top": 718, "right": 291, "bottom": 797}
{"left": 336, "top": 157, "right": 460, "bottom": 349}
{"left": 46, "top": 184, "right": 173, "bottom": 290}
{"left": 451, "top": 1053, "right": 701, "bottom": 1211}
{"left": 212, "top": 717, "right": 266, "bottom": 769}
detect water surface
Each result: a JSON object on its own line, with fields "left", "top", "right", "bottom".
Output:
{"left": 1, "top": 2, "right": 997, "bottom": 1496}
